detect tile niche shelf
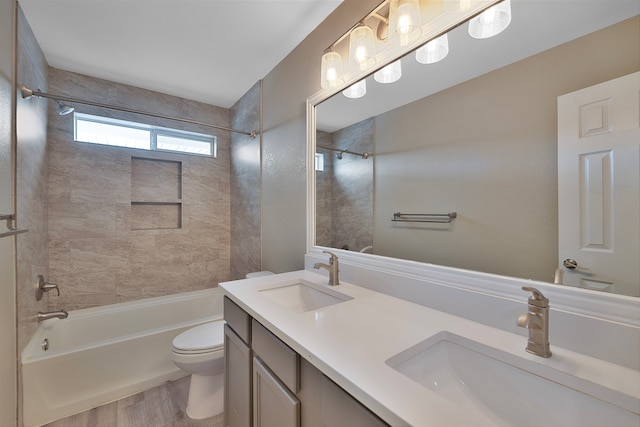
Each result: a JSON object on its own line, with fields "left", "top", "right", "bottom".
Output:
{"left": 131, "top": 157, "right": 183, "bottom": 230}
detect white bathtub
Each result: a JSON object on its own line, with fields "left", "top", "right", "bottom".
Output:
{"left": 22, "top": 287, "right": 225, "bottom": 427}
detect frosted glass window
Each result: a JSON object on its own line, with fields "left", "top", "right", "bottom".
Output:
{"left": 76, "top": 119, "right": 150, "bottom": 150}
{"left": 157, "top": 133, "right": 215, "bottom": 156}
{"left": 74, "top": 113, "right": 216, "bottom": 157}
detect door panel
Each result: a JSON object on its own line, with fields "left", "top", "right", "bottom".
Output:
{"left": 558, "top": 72, "right": 640, "bottom": 296}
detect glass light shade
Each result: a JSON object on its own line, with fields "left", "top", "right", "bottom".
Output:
{"left": 468, "top": 0, "right": 512, "bottom": 39}
{"left": 374, "top": 60, "right": 402, "bottom": 84}
{"left": 389, "top": 0, "right": 422, "bottom": 46}
{"left": 342, "top": 80, "right": 366, "bottom": 99}
{"left": 349, "top": 25, "right": 376, "bottom": 72}
{"left": 320, "top": 51, "right": 344, "bottom": 89}
{"left": 415, "top": 34, "right": 449, "bottom": 64}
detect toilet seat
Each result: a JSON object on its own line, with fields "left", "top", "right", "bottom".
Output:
{"left": 172, "top": 321, "right": 225, "bottom": 355}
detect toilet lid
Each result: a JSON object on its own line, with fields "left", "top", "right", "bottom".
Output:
{"left": 172, "top": 321, "right": 225, "bottom": 353}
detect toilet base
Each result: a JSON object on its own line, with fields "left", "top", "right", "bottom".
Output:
{"left": 185, "top": 372, "right": 224, "bottom": 420}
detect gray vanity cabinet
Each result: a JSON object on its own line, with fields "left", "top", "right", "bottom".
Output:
{"left": 223, "top": 296, "right": 389, "bottom": 427}
{"left": 224, "top": 297, "right": 253, "bottom": 427}
{"left": 298, "top": 359, "right": 389, "bottom": 427}
{"left": 252, "top": 319, "right": 301, "bottom": 427}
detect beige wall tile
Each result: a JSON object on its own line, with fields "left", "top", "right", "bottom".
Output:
{"left": 47, "top": 69, "right": 232, "bottom": 310}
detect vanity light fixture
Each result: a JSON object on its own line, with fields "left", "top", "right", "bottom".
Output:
{"left": 388, "top": 0, "right": 422, "bottom": 46}
{"left": 468, "top": 0, "right": 512, "bottom": 39}
{"left": 415, "top": 33, "right": 449, "bottom": 64}
{"left": 374, "top": 59, "right": 402, "bottom": 84}
{"left": 342, "top": 79, "right": 367, "bottom": 99}
{"left": 320, "top": 50, "right": 345, "bottom": 89}
{"left": 319, "top": 0, "right": 511, "bottom": 98}
{"left": 349, "top": 24, "right": 377, "bottom": 72}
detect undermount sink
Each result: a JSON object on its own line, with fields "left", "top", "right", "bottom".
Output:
{"left": 386, "top": 332, "right": 638, "bottom": 427}
{"left": 258, "top": 279, "right": 353, "bottom": 313}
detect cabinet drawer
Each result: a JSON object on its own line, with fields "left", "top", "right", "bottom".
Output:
{"left": 252, "top": 319, "right": 299, "bottom": 393}
{"left": 224, "top": 296, "right": 251, "bottom": 344}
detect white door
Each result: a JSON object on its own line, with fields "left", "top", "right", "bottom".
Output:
{"left": 558, "top": 72, "right": 640, "bottom": 297}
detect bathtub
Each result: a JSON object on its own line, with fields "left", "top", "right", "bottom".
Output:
{"left": 22, "top": 287, "right": 225, "bottom": 427}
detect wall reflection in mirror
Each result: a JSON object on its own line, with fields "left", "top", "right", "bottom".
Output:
{"left": 314, "top": 0, "right": 639, "bottom": 297}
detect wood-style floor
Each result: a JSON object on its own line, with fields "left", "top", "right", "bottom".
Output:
{"left": 43, "top": 376, "right": 224, "bottom": 427}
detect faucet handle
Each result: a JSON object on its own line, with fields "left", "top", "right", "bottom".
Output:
{"left": 35, "top": 275, "right": 60, "bottom": 301}
{"left": 522, "top": 286, "right": 549, "bottom": 307}
{"left": 322, "top": 250, "right": 339, "bottom": 264}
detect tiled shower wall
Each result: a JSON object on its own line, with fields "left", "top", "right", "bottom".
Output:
{"left": 315, "top": 130, "right": 333, "bottom": 248}
{"left": 46, "top": 68, "right": 232, "bottom": 311}
{"left": 230, "top": 81, "right": 261, "bottom": 280}
{"left": 315, "top": 118, "right": 373, "bottom": 252}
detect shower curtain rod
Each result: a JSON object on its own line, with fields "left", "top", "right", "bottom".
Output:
{"left": 20, "top": 84, "right": 258, "bottom": 139}
{"left": 316, "top": 144, "right": 370, "bottom": 159}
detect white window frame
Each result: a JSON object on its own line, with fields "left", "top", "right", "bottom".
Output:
{"left": 74, "top": 112, "right": 217, "bottom": 157}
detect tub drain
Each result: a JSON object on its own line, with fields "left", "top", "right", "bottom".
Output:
{"left": 41, "top": 338, "right": 49, "bottom": 351}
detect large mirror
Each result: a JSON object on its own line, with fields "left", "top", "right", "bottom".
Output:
{"left": 313, "top": 0, "right": 639, "bottom": 297}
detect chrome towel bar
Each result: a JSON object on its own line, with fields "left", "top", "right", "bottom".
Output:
{"left": 0, "top": 213, "right": 28, "bottom": 238}
{"left": 392, "top": 212, "right": 457, "bottom": 223}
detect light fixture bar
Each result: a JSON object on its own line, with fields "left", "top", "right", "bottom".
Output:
{"left": 325, "top": 1, "right": 390, "bottom": 50}
{"left": 19, "top": 84, "right": 258, "bottom": 139}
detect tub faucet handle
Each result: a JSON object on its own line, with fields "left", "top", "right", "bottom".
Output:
{"left": 36, "top": 275, "right": 60, "bottom": 301}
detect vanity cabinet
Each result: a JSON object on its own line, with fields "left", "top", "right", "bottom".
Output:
{"left": 224, "top": 297, "right": 253, "bottom": 427}
{"left": 223, "top": 296, "right": 389, "bottom": 427}
{"left": 251, "top": 319, "right": 300, "bottom": 427}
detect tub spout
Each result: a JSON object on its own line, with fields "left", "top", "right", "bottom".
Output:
{"left": 38, "top": 309, "right": 68, "bottom": 322}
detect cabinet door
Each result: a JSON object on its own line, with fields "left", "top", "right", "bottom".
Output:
{"left": 298, "top": 359, "right": 389, "bottom": 427}
{"left": 253, "top": 357, "right": 300, "bottom": 427}
{"left": 224, "top": 325, "right": 252, "bottom": 427}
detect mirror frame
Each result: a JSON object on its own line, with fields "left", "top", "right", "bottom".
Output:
{"left": 306, "top": 0, "right": 640, "bottom": 324}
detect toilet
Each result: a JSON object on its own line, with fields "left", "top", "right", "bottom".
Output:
{"left": 170, "top": 320, "right": 225, "bottom": 419}
{"left": 171, "top": 272, "right": 273, "bottom": 419}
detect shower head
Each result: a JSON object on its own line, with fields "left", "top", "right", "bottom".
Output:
{"left": 55, "top": 100, "right": 74, "bottom": 115}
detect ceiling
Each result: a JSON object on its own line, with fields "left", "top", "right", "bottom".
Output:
{"left": 19, "top": 0, "right": 344, "bottom": 108}
{"left": 317, "top": 0, "right": 640, "bottom": 132}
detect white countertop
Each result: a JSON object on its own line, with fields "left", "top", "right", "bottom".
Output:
{"left": 220, "top": 270, "right": 640, "bottom": 426}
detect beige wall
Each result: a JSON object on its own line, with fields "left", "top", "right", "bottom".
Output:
{"left": 46, "top": 68, "right": 232, "bottom": 310}
{"left": 230, "top": 81, "right": 262, "bottom": 280}
{"left": 261, "top": 0, "right": 380, "bottom": 273}
{"left": 373, "top": 17, "right": 640, "bottom": 282}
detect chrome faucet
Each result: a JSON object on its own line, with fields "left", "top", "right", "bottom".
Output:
{"left": 517, "top": 286, "right": 551, "bottom": 357}
{"left": 37, "top": 309, "right": 68, "bottom": 322}
{"left": 314, "top": 250, "right": 340, "bottom": 286}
